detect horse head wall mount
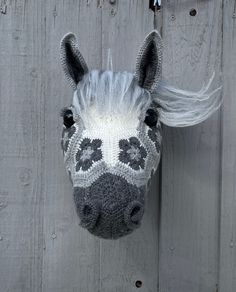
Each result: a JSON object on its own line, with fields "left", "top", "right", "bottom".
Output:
{"left": 60, "top": 30, "right": 222, "bottom": 239}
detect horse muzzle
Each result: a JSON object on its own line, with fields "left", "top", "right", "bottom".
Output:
{"left": 73, "top": 173, "right": 146, "bottom": 239}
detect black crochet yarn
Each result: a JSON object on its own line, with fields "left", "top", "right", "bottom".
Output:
{"left": 61, "top": 108, "right": 74, "bottom": 128}
{"left": 144, "top": 108, "right": 158, "bottom": 128}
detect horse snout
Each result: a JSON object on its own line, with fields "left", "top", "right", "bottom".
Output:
{"left": 73, "top": 173, "right": 146, "bottom": 239}
{"left": 77, "top": 198, "right": 144, "bottom": 239}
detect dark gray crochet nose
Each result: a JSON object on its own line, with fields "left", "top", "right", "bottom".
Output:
{"left": 79, "top": 201, "right": 100, "bottom": 229}
{"left": 73, "top": 173, "right": 146, "bottom": 239}
{"left": 124, "top": 201, "right": 144, "bottom": 230}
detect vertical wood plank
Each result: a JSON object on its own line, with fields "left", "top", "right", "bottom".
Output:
{"left": 1, "top": 0, "right": 232, "bottom": 291}
{"left": 159, "top": 1, "right": 222, "bottom": 291}
{"left": 99, "top": 1, "right": 159, "bottom": 292}
{"left": 219, "top": 1, "right": 236, "bottom": 291}
{"left": 42, "top": 1, "right": 102, "bottom": 291}
{"left": 0, "top": 1, "right": 45, "bottom": 291}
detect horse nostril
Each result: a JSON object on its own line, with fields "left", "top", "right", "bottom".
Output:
{"left": 79, "top": 201, "right": 100, "bottom": 229}
{"left": 124, "top": 201, "right": 144, "bottom": 230}
{"left": 130, "top": 205, "right": 141, "bottom": 221}
{"left": 83, "top": 204, "right": 93, "bottom": 216}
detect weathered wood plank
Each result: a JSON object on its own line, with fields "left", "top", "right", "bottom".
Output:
{"left": 0, "top": 1, "right": 45, "bottom": 291}
{"left": 159, "top": 1, "right": 222, "bottom": 291}
{"left": 219, "top": 1, "right": 236, "bottom": 291}
{"left": 1, "top": 1, "right": 234, "bottom": 291}
{"left": 42, "top": 1, "right": 102, "bottom": 292}
{"left": 99, "top": 1, "right": 159, "bottom": 292}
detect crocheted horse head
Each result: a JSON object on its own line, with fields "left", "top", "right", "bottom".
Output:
{"left": 60, "top": 30, "right": 221, "bottom": 239}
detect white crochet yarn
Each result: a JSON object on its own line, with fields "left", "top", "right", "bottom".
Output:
{"left": 81, "top": 107, "right": 139, "bottom": 167}
{"left": 62, "top": 70, "right": 161, "bottom": 188}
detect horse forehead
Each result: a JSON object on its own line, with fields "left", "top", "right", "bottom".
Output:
{"left": 86, "top": 106, "right": 139, "bottom": 129}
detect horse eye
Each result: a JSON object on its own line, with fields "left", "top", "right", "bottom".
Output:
{"left": 62, "top": 109, "right": 74, "bottom": 128}
{"left": 144, "top": 109, "right": 158, "bottom": 127}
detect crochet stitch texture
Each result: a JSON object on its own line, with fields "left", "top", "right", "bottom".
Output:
{"left": 60, "top": 31, "right": 162, "bottom": 239}
{"left": 61, "top": 71, "right": 162, "bottom": 239}
{"left": 60, "top": 29, "right": 221, "bottom": 239}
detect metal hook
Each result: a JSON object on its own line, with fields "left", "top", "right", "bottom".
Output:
{"left": 154, "top": 0, "right": 161, "bottom": 6}
{"left": 149, "top": 0, "right": 161, "bottom": 12}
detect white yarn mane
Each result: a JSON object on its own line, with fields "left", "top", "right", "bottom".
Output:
{"left": 154, "top": 72, "right": 222, "bottom": 127}
{"left": 72, "top": 70, "right": 222, "bottom": 128}
{"left": 72, "top": 70, "right": 151, "bottom": 118}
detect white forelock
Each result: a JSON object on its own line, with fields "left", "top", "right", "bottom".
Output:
{"left": 72, "top": 70, "right": 151, "bottom": 118}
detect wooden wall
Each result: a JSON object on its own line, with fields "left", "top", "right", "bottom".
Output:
{"left": 0, "top": 1, "right": 235, "bottom": 291}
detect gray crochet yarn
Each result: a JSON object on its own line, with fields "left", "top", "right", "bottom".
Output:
{"left": 60, "top": 30, "right": 222, "bottom": 239}
{"left": 74, "top": 173, "right": 145, "bottom": 239}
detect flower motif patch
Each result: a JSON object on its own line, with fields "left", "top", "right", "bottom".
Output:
{"left": 76, "top": 138, "right": 102, "bottom": 171}
{"left": 119, "top": 137, "right": 147, "bottom": 170}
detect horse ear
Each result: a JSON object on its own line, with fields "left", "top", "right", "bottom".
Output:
{"left": 135, "top": 30, "right": 162, "bottom": 93}
{"left": 60, "top": 33, "right": 89, "bottom": 90}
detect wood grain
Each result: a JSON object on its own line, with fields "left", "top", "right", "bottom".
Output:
{"left": 159, "top": 1, "right": 222, "bottom": 291}
{"left": 0, "top": 1, "right": 45, "bottom": 291}
{"left": 42, "top": 1, "right": 102, "bottom": 292}
{"left": 1, "top": 0, "right": 235, "bottom": 291}
{"left": 100, "top": 1, "right": 159, "bottom": 292}
{"left": 219, "top": 1, "right": 236, "bottom": 291}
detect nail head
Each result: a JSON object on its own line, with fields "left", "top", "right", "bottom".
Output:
{"left": 135, "top": 280, "right": 142, "bottom": 288}
{"left": 189, "top": 8, "right": 197, "bottom": 17}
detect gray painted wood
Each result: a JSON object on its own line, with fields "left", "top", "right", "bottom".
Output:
{"left": 0, "top": 1, "right": 45, "bottom": 291}
{"left": 42, "top": 1, "right": 102, "bottom": 292}
{"left": 97, "top": 2, "right": 159, "bottom": 292}
{"left": 1, "top": 0, "right": 236, "bottom": 291}
{"left": 42, "top": 1, "right": 159, "bottom": 292}
{"left": 159, "top": 1, "right": 222, "bottom": 291}
{"left": 219, "top": 1, "right": 236, "bottom": 291}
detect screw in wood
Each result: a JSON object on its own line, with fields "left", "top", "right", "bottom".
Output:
{"left": 135, "top": 280, "right": 142, "bottom": 288}
{"left": 189, "top": 8, "right": 197, "bottom": 16}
